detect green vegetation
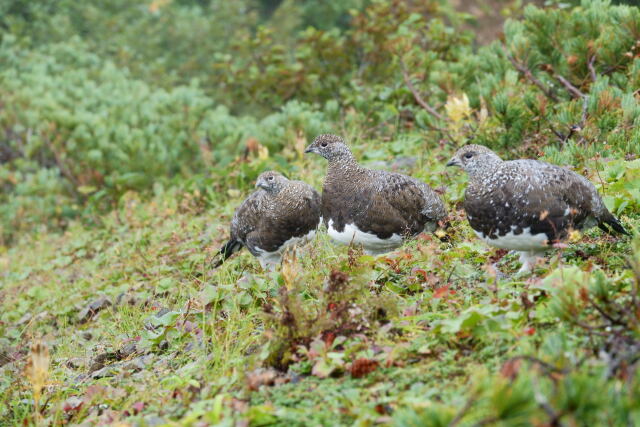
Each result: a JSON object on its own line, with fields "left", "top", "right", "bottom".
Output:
{"left": 1, "top": 0, "right": 639, "bottom": 425}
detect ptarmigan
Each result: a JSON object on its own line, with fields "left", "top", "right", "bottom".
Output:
{"left": 217, "top": 171, "right": 321, "bottom": 270}
{"left": 446, "top": 144, "right": 630, "bottom": 273}
{"left": 305, "top": 134, "right": 447, "bottom": 254}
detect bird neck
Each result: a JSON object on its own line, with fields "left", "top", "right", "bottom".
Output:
{"left": 466, "top": 157, "right": 503, "bottom": 184}
{"left": 327, "top": 152, "right": 361, "bottom": 176}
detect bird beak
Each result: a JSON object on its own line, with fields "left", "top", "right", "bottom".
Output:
{"left": 255, "top": 179, "right": 265, "bottom": 189}
{"left": 446, "top": 157, "right": 460, "bottom": 167}
{"left": 304, "top": 145, "right": 317, "bottom": 154}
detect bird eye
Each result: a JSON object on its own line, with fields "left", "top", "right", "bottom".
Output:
{"left": 268, "top": 176, "right": 274, "bottom": 181}
{"left": 464, "top": 152, "right": 474, "bottom": 159}
{"left": 320, "top": 142, "right": 328, "bottom": 147}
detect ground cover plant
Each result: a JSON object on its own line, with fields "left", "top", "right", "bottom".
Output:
{"left": 1, "top": 0, "right": 640, "bottom": 425}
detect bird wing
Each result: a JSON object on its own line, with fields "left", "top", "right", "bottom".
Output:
{"left": 355, "top": 171, "right": 442, "bottom": 238}
{"left": 230, "top": 190, "right": 266, "bottom": 242}
{"left": 276, "top": 183, "right": 322, "bottom": 237}
{"left": 465, "top": 160, "right": 600, "bottom": 240}
{"left": 246, "top": 183, "right": 321, "bottom": 254}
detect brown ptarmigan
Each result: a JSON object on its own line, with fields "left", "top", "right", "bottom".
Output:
{"left": 305, "top": 134, "right": 447, "bottom": 254}
{"left": 447, "top": 144, "right": 630, "bottom": 273}
{"left": 217, "top": 171, "right": 321, "bottom": 270}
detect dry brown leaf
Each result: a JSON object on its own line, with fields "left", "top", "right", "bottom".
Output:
{"left": 281, "top": 248, "right": 301, "bottom": 290}
{"left": 24, "top": 340, "right": 50, "bottom": 422}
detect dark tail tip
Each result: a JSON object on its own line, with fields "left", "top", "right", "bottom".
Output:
{"left": 214, "top": 239, "right": 243, "bottom": 267}
{"left": 600, "top": 215, "right": 631, "bottom": 236}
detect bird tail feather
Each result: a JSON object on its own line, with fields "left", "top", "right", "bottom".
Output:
{"left": 213, "top": 239, "right": 243, "bottom": 267}
{"left": 599, "top": 213, "right": 630, "bottom": 236}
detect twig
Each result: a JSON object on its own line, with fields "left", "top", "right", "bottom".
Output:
{"left": 628, "top": 256, "right": 640, "bottom": 314}
{"left": 587, "top": 55, "right": 597, "bottom": 82}
{"left": 554, "top": 74, "right": 585, "bottom": 99}
{"left": 505, "top": 51, "right": 559, "bottom": 102}
{"left": 549, "top": 123, "right": 567, "bottom": 143}
{"left": 579, "top": 96, "right": 588, "bottom": 128}
{"left": 475, "top": 416, "right": 499, "bottom": 426}
{"left": 445, "top": 265, "right": 456, "bottom": 284}
{"left": 182, "top": 299, "right": 192, "bottom": 328}
{"left": 42, "top": 132, "right": 83, "bottom": 201}
{"left": 532, "top": 378, "right": 565, "bottom": 427}
{"left": 573, "top": 320, "right": 612, "bottom": 336}
{"left": 509, "top": 355, "right": 570, "bottom": 375}
{"left": 448, "top": 393, "right": 477, "bottom": 426}
{"left": 586, "top": 294, "right": 625, "bottom": 326}
{"left": 399, "top": 59, "right": 446, "bottom": 122}
{"left": 550, "top": 90, "right": 588, "bottom": 144}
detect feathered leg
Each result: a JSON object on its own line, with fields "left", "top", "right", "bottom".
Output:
{"left": 517, "top": 251, "right": 543, "bottom": 274}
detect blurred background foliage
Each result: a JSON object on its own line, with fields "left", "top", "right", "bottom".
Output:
{"left": 0, "top": 0, "right": 639, "bottom": 243}
{"left": 1, "top": 1, "right": 640, "bottom": 424}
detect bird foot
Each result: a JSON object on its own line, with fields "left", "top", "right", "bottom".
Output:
{"left": 515, "top": 251, "right": 543, "bottom": 276}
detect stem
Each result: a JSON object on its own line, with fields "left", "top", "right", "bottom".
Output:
{"left": 587, "top": 55, "right": 597, "bottom": 82}
{"left": 505, "top": 51, "right": 559, "bottom": 102}
{"left": 400, "top": 63, "right": 445, "bottom": 122}
{"left": 553, "top": 74, "right": 585, "bottom": 99}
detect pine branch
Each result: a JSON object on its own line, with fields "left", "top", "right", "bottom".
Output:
{"left": 508, "top": 355, "right": 570, "bottom": 375}
{"left": 505, "top": 51, "right": 559, "bottom": 102}
{"left": 398, "top": 59, "right": 445, "bottom": 122}
{"left": 532, "top": 378, "right": 566, "bottom": 427}
{"left": 42, "top": 132, "right": 84, "bottom": 201}
{"left": 586, "top": 294, "right": 625, "bottom": 326}
{"left": 579, "top": 95, "right": 588, "bottom": 128}
{"left": 553, "top": 74, "right": 585, "bottom": 99}
{"left": 449, "top": 392, "right": 478, "bottom": 426}
{"left": 587, "top": 55, "right": 597, "bottom": 82}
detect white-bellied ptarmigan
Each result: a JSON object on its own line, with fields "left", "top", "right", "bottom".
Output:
{"left": 446, "top": 144, "right": 630, "bottom": 273}
{"left": 305, "top": 134, "right": 447, "bottom": 254}
{"left": 217, "top": 171, "right": 321, "bottom": 270}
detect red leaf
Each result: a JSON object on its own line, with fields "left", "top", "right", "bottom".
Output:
{"left": 350, "top": 358, "right": 379, "bottom": 378}
{"left": 375, "top": 403, "right": 389, "bottom": 415}
{"left": 579, "top": 287, "right": 589, "bottom": 302}
{"left": 322, "top": 331, "right": 336, "bottom": 347}
{"left": 412, "top": 268, "right": 428, "bottom": 282}
{"left": 433, "top": 285, "right": 450, "bottom": 299}
{"left": 62, "top": 396, "right": 83, "bottom": 412}
{"left": 132, "top": 401, "right": 145, "bottom": 414}
{"left": 500, "top": 358, "right": 521, "bottom": 380}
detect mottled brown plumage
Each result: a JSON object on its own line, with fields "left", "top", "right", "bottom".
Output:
{"left": 447, "top": 144, "right": 629, "bottom": 272}
{"left": 305, "top": 134, "right": 446, "bottom": 254}
{"left": 218, "top": 171, "right": 321, "bottom": 269}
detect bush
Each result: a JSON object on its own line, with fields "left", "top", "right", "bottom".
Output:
{"left": 0, "top": 0, "right": 638, "bottom": 241}
{"left": 0, "top": 36, "right": 334, "bottom": 242}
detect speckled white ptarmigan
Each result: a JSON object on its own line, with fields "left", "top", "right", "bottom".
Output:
{"left": 305, "top": 134, "right": 447, "bottom": 255}
{"left": 217, "top": 171, "right": 321, "bottom": 270}
{"left": 447, "top": 144, "right": 630, "bottom": 272}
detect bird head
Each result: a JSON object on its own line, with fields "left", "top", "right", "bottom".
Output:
{"left": 446, "top": 144, "right": 502, "bottom": 178}
{"left": 304, "top": 134, "right": 352, "bottom": 161}
{"left": 256, "top": 171, "right": 287, "bottom": 193}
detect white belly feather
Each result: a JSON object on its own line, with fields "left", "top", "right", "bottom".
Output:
{"left": 474, "top": 226, "right": 549, "bottom": 251}
{"left": 254, "top": 229, "right": 317, "bottom": 269}
{"left": 327, "top": 219, "right": 403, "bottom": 255}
